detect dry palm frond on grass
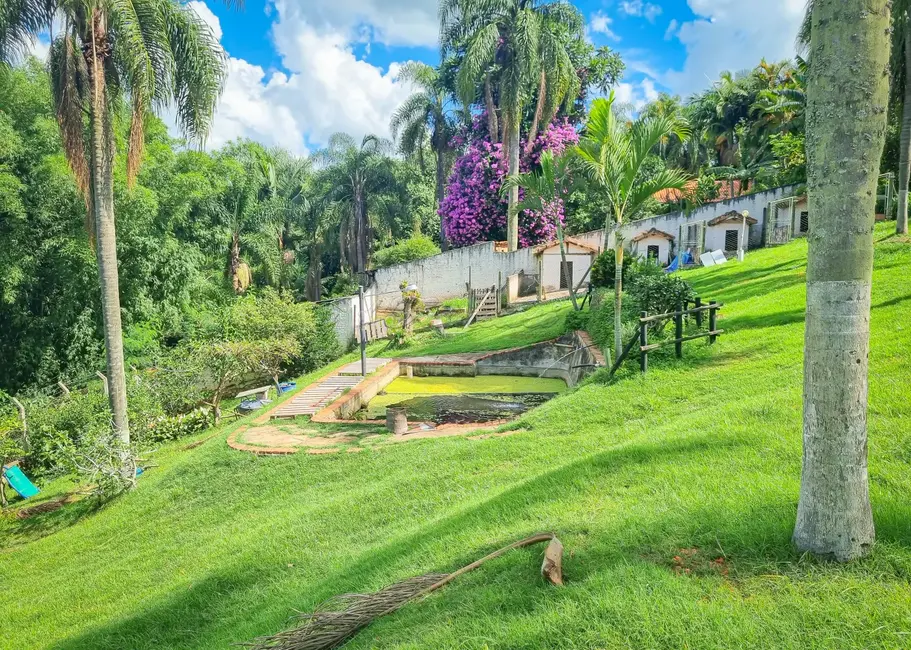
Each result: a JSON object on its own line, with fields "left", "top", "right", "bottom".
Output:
{"left": 242, "top": 532, "right": 564, "bottom": 650}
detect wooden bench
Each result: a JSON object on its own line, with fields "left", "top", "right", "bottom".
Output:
{"left": 355, "top": 319, "right": 389, "bottom": 343}
{"left": 235, "top": 386, "right": 272, "bottom": 401}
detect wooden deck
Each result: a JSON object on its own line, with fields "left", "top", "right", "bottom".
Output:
{"left": 337, "top": 358, "right": 391, "bottom": 376}
{"left": 270, "top": 375, "right": 363, "bottom": 419}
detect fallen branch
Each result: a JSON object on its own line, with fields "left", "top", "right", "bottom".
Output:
{"left": 242, "top": 532, "right": 564, "bottom": 650}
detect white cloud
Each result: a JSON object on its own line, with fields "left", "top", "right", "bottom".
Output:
{"left": 619, "top": 0, "right": 663, "bottom": 22}
{"left": 277, "top": 0, "right": 438, "bottom": 47}
{"left": 181, "top": 1, "right": 419, "bottom": 153}
{"left": 589, "top": 11, "right": 620, "bottom": 41}
{"left": 664, "top": 0, "right": 804, "bottom": 94}
{"left": 613, "top": 77, "right": 660, "bottom": 110}
{"left": 664, "top": 19, "right": 679, "bottom": 41}
{"left": 187, "top": 0, "right": 222, "bottom": 40}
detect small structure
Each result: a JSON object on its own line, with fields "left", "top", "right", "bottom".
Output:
{"left": 533, "top": 237, "right": 598, "bottom": 296}
{"left": 706, "top": 210, "right": 758, "bottom": 255}
{"left": 630, "top": 228, "right": 675, "bottom": 265}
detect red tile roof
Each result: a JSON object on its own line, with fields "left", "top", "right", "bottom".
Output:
{"left": 654, "top": 179, "right": 744, "bottom": 204}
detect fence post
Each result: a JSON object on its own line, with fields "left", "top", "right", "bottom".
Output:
{"left": 675, "top": 302, "right": 683, "bottom": 359}
{"left": 639, "top": 311, "right": 648, "bottom": 373}
{"left": 694, "top": 296, "right": 703, "bottom": 328}
{"left": 709, "top": 301, "right": 718, "bottom": 344}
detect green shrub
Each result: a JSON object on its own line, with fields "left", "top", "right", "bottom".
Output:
{"left": 372, "top": 235, "right": 440, "bottom": 269}
{"left": 144, "top": 408, "right": 210, "bottom": 443}
{"left": 564, "top": 309, "right": 589, "bottom": 331}
{"left": 626, "top": 274, "right": 695, "bottom": 330}
{"left": 591, "top": 250, "right": 666, "bottom": 289}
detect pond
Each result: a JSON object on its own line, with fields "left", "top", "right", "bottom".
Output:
{"left": 360, "top": 375, "right": 566, "bottom": 425}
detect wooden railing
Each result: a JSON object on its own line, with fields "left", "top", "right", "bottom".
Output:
{"left": 609, "top": 298, "right": 723, "bottom": 376}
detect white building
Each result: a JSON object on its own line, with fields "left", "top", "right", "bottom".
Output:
{"left": 533, "top": 237, "right": 599, "bottom": 294}
{"left": 629, "top": 228, "right": 675, "bottom": 265}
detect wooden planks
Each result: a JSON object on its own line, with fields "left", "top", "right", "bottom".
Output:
{"left": 271, "top": 375, "right": 362, "bottom": 419}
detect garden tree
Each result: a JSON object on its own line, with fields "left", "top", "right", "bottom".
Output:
{"left": 246, "top": 338, "right": 299, "bottom": 392}
{"left": 390, "top": 62, "right": 456, "bottom": 250}
{"left": 503, "top": 150, "right": 579, "bottom": 310}
{"left": 316, "top": 133, "right": 395, "bottom": 277}
{"left": 800, "top": 0, "right": 910, "bottom": 233}
{"left": 0, "top": 0, "right": 227, "bottom": 475}
{"left": 575, "top": 93, "right": 690, "bottom": 360}
{"left": 793, "top": 0, "right": 891, "bottom": 561}
{"left": 440, "top": 0, "right": 584, "bottom": 252}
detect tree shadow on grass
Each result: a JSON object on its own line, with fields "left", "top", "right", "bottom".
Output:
{"left": 1, "top": 496, "right": 101, "bottom": 550}
{"left": 50, "top": 433, "right": 771, "bottom": 650}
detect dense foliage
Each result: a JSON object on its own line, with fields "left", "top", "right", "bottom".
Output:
{"left": 440, "top": 118, "right": 578, "bottom": 247}
{"left": 372, "top": 235, "right": 441, "bottom": 268}
{"left": 0, "top": 61, "right": 423, "bottom": 393}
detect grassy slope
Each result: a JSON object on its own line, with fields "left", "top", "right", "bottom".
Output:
{"left": 2, "top": 224, "right": 910, "bottom": 650}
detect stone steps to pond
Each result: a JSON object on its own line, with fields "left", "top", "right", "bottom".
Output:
{"left": 270, "top": 375, "right": 364, "bottom": 419}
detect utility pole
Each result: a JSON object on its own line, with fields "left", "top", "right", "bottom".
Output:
{"left": 358, "top": 285, "right": 367, "bottom": 376}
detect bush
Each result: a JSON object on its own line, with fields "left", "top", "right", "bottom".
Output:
{"left": 144, "top": 408, "right": 210, "bottom": 443}
{"left": 590, "top": 249, "right": 634, "bottom": 288}
{"left": 626, "top": 274, "right": 695, "bottom": 330}
{"left": 591, "top": 250, "right": 665, "bottom": 288}
{"left": 564, "top": 309, "right": 589, "bottom": 332}
{"left": 372, "top": 235, "right": 441, "bottom": 269}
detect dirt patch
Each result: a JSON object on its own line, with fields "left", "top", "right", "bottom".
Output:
{"left": 467, "top": 429, "right": 522, "bottom": 440}
{"left": 240, "top": 425, "right": 356, "bottom": 449}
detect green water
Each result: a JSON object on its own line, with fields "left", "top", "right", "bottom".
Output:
{"left": 362, "top": 375, "right": 565, "bottom": 423}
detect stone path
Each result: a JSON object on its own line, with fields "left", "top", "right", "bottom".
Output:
{"left": 337, "top": 358, "right": 391, "bottom": 376}
{"left": 270, "top": 374, "right": 364, "bottom": 419}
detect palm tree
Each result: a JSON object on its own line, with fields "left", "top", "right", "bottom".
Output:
{"left": 800, "top": 0, "right": 910, "bottom": 233}
{"left": 315, "top": 133, "right": 394, "bottom": 276}
{"left": 440, "top": 0, "right": 583, "bottom": 252}
{"left": 793, "top": 0, "right": 890, "bottom": 562}
{"left": 0, "top": 0, "right": 227, "bottom": 474}
{"left": 503, "top": 150, "right": 579, "bottom": 310}
{"left": 390, "top": 62, "right": 456, "bottom": 250}
{"left": 575, "top": 93, "right": 690, "bottom": 360}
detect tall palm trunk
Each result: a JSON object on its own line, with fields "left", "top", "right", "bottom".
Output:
{"left": 485, "top": 74, "right": 499, "bottom": 141}
{"left": 526, "top": 70, "right": 547, "bottom": 155}
{"left": 613, "top": 228, "right": 624, "bottom": 361}
{"left": 87, "top": 11, "right": 131, "bottom": 475}
{"left": 506, "top": 114, "right": 521, "bottom": 251}
{"left": 354, "top": 184, "right": 368, "bottom": 276}
{"left": 793, "top": 0, "right": 890, "bottom": 561}
{"left": 898, "top": 24, "right": 911, "bottom": 234}
{"left": 435, "top": 146, "right": 449, "bottom": 251}
{"left": 306, "top": 242, "right": 322, "bottom": 302}
{"left": 555, "top": 219, "right": 579, "bottom": 311}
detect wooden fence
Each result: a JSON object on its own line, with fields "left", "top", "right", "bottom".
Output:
{"left": 465, "top": 284, "right": 500, "bottom": 328}
{"left": 609, "top": 298, "right": 723, "bottom": 376}
{"left": 355, "top": 318, "right": 389, "bottom": 343}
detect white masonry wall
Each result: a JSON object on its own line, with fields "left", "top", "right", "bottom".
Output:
{"left": 540, "top": 252, "right": 593, "bottom": 291}
{"left": 371, "top": 241, "right": 537, "bottom": 310}
{"left": 630, "top": 236, "right": 673, "bottom": 264}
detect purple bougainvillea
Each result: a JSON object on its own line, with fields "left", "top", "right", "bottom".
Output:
{"left": 440, "top": 116, "right": 579, "bottom": 248}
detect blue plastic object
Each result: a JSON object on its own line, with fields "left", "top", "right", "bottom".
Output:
{"left": 238, "top": 399, "right": 266, "bottom": 413}
{"left": 279, "top": 382, "right": 297, "bottom": 393}
{"left": 2, "top": 465, "right": 40, "bottom": 499}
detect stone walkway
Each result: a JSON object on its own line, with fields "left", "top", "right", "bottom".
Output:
{"left": 337, "top": 358, "right": 391, "bottom": 376}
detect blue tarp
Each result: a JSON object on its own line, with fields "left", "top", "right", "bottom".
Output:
{"left": 279, "top": 382, "right": 297, "bottom": 393}
{"left": 665, "top": 251, "right": 693, "bottom": 273}
{"left": 2, "top": 465, "right": 39, "bottom": 499}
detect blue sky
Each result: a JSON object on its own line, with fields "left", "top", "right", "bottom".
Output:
{"left": 178, "top": 0, "right": 806, "bottom": 154}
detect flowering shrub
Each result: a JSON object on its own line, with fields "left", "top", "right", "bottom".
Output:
{"left": 440, "top": 117, "right": 579, "bottom": 248}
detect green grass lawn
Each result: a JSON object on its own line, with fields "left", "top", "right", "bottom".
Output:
{"left": 3, "top": 224, "right": 911, "bottom": 649}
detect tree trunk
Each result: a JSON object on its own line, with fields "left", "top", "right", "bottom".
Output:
{"left": 898, "top": 24, "right": 911, "bottom": 234}
{"left": 506, "top": 114, "right": 521, "bottom": 251}
{"left": 436, "top": 144, "right": 449, "bottom": 251}
{"left": 87, "top": 12, "right": 132, "bottom": 479}
{"left": 556, "top": 220, "right": 579, "bottom": 311}
{"left": 613, "top": 237, "right": 624, "bottom": 361}
{"left": 485, "top": 74, "right": 499, "bottom": 142}
{"left": 526, "top": 70, "right": 547, "bottom": 155}
{"left": 306, "top": 242, "right": 322, "bottom": 302}
{"left": 793, "top": 0, "right": 890, "bottom": 562}
{"left": 229, "top": 232, "right": 242, "bottom": 292}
